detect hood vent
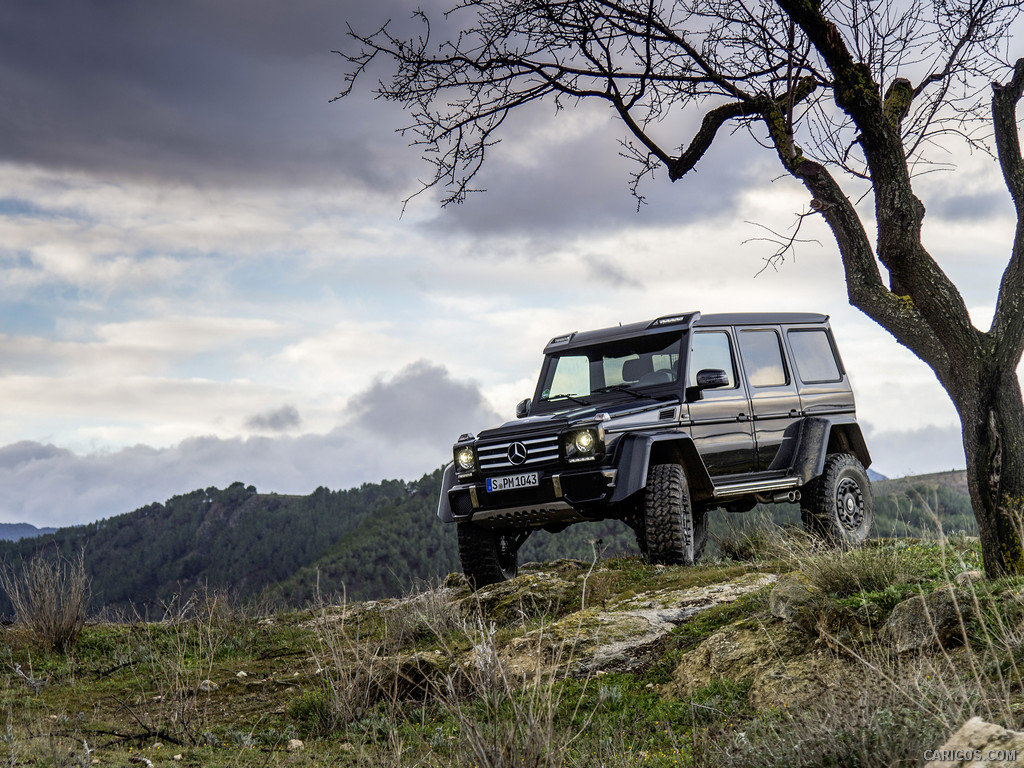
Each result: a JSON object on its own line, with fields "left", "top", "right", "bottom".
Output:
{"left": 658, "top": 407, "right": 677, "bottom": 421}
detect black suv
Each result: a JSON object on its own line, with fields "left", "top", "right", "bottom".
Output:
{"left": 439, "top": 312, "right": 873, "bottom": 587}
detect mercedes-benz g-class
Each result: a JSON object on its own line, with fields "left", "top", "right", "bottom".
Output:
{"left": 438, "top": 312, "right": 873, "bottom": 588}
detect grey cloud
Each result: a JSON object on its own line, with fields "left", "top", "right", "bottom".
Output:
{"left": 347, "top": 360, "right": 503, "bottom": 441}
{"left": 0, "top": 441, "right": 73, "bottom": 468}
{"left": 0, "top": 359, "right": 502, "bottom": 527}
{"left": 862, "top": 422, "right": 966, "bottom": 479}
{"left": 930, "top": 191, "right": 1011, "bottom": 222}
{"left": 0, "top": 0, "right": 774, "bottom": 229}
{"left": 0, "top": 0, "right": 439, "bottom": 190}
{"left": 585, "top": 255, "right": 644, "bottom": 289}
{"left": 245, "top": 405, "right": 302, "bottom": 432}
{"left": 421, "top": 110, "right": 773, "bottom": 240}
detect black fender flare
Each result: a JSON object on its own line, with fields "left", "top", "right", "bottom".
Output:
{"left": 609, "top": 433, "right": 714, "bottom": 504}
{"left": 437, "top": 463, "right": 457, "bottom": 523}
{"left": 791, "top": 416, "right": 872, "bottom": 484}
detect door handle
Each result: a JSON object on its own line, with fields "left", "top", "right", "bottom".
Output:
{"left": 737, "top": 413, "right": 748, "bottom": 422}
{"left": 789, "top": 409, "right": 800, "bottom": 417}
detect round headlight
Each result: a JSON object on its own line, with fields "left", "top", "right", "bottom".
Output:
{"left": 456, "top": 447, "right": 475, "bottom": 470}
{"left": 573, "top": 431, "right": 595, "bottom": 454}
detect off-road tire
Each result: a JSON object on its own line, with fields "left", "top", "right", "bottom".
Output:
{"left": 643, "top": 463, "right": 707, "bottom": 565}
{"left": 457, "top": 523, "right": 519, "bottom": 589}
{"left": 625, "top": 508, "right": 648, "bottom": 555}
{"left": 801, "top": 453, "right": 873, "bottom": 548}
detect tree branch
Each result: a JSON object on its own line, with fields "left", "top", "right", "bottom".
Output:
{"left": 787, "top": 159, "right": 950, "bottom": 375}
{"left": 992, "top": 58, "right": 1024, "bottom": 212}
{"left": 990, "top": 58, "right": 1024, "bottom": 366}
{"left": 667, "top": 78, "right": 816, "bottom": 180}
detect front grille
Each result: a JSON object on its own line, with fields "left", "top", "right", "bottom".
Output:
{"left": 478, "top": 434, "right": 560, "bottom": 470}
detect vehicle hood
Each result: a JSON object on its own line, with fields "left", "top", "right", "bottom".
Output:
{"left": 476, "top": 399, "right": 675, "bottom": 440}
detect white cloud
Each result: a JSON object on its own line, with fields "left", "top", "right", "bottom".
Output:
{"left": 0, "top": 361, "right": 501, "bottom": 527}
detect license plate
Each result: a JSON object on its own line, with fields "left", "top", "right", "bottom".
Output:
{"left": 486, "top": 473, "right": 539, "bottom": 492}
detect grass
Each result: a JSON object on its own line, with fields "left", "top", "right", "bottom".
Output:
{"left": 1, "top": 528, "right": 1022, "bottom": 766}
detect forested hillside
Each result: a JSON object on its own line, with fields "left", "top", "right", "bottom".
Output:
{"left": 0, "top": 468, "right": 975, "bottom": 616}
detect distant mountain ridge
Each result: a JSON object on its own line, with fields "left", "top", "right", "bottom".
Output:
{"left": 0, "top": 468, "right": 973, "bottom": 616}
{"left": 0, "top": 522, "right": 57, "bottom": 541}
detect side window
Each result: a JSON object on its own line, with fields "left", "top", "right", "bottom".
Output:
{"left": 688, "top": 332, "right": 737, "bottom": 388}
{"left": 788, "top": 329, "right": 842, "bottom": 383}
{"left": 739, "top": 330, "right": 788, "bottom": 387}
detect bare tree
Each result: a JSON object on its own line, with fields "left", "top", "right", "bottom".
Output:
{"left": 337, "top": 0, "right": 1024, "bottom": 576}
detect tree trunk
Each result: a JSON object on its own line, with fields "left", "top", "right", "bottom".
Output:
{"left": 952, "top": 366, "right": 1024, "bottom": 576}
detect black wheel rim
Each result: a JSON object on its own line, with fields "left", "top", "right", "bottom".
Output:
{"left": 835, "top": 477, "right": 865, "bottom": 531}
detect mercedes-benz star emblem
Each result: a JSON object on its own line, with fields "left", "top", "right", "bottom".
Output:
{"left": 507, "top": 442, "right": 528, "bottom": 466}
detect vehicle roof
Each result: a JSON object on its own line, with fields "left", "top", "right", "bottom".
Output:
{"left": 696, "top": 312, "right": 828, "bottom": 326}
{"left": 543, "top": 311, "right": 829, "bottom": 353}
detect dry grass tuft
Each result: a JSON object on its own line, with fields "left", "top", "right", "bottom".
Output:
{"left": 1, "top": 549, "right": 90, "bottom": 652}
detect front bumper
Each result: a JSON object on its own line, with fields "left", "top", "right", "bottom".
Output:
{"left": 448, "top": 467, "right": 618, "bottom": 530}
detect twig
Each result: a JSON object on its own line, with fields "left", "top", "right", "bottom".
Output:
{"left": 581, "top": 539, "right": 606, "bottom": 612}
{"left": 10, "top": 663, "right": 45, "bottom": 694}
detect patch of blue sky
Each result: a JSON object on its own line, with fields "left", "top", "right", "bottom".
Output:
{"left": 0, "top": 301, "right": 58, "bottom": 336}
{"left": 222, "top": 253, "right": 430, "bottom": 325}
{"left": 0, "top": 197, "right": 90, "bottom": 223}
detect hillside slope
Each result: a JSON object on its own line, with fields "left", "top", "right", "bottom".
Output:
{"left": 2, "top": 536, "right": 1020, "bottom": 766}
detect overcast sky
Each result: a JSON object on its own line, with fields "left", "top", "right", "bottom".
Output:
{"left": 0, "top": 0, "right": 1019, "bottom": 527}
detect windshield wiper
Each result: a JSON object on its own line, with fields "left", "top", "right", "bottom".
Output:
{"left": 592, "top": 384, "right": 647, "bottom": 399}
{"left": 548, "top": 393, "right": 590, "bottom": 406}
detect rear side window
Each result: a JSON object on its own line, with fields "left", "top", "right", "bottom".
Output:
{"left": 738, "top": 330, "right": 788, "bottom": 387}
{"left": 788, "top": 329, "right": 842, "bottom": 383}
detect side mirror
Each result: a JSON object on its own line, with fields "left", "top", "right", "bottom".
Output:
{"left": 516, "top": 398, "right": 532, "bottom": 419}
{"left": 695, "top": 369, "right": 730, "bottom": 389}
{"left": 686, "top": 369, "right": 730, "bottom": 402}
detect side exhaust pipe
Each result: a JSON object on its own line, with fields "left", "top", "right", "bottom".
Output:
{"left": 770, "top": 490, "right": 801, "bottom": 504}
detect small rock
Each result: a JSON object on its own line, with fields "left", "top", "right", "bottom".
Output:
{"left": 769, "top": 572, "right": 822, "bottom": 635}
{"left": 954, "top": 570, "right": 984, "bottom": 586}
{"left": 287, "top": 738, "right": 305, "bottom": 751}
{"left": 931, "top": 717, "right": 1024, "bottom": 766}
{"left": 882, "top": 586, "right": 964, "bottom": 653}
{"left": 853, "top": 601, "right": 885, "bottom": 629}
{"left": 236, "top": 671, "right": 248, "bottom": 679}
{"left": 442, "top": 572, "right": 469, "bottom": 589}
{"left": 173, "top": 756, "right": 183, "bottom": 762}
{"left": 198, "top": 679, "right": 219, "bottom": 692}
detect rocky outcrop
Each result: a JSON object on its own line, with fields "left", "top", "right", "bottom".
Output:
{"left": 767, "top": 572, "right": 873, "bottom": 650}
{"left": 503, "top": 572, "right": 779, "bottom": 676}
{"left": 663, "top": 614, "right": 876, "bottom": 709}
{"left": 466, "top": 568, "right": 580, "bottom": 625}
{"left": 301, "top": 554, "right": 997, "bottom": 722}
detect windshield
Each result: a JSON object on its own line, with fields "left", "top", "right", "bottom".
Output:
{"left": 534, "top": 333, "right": 682, "bottom": 409}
